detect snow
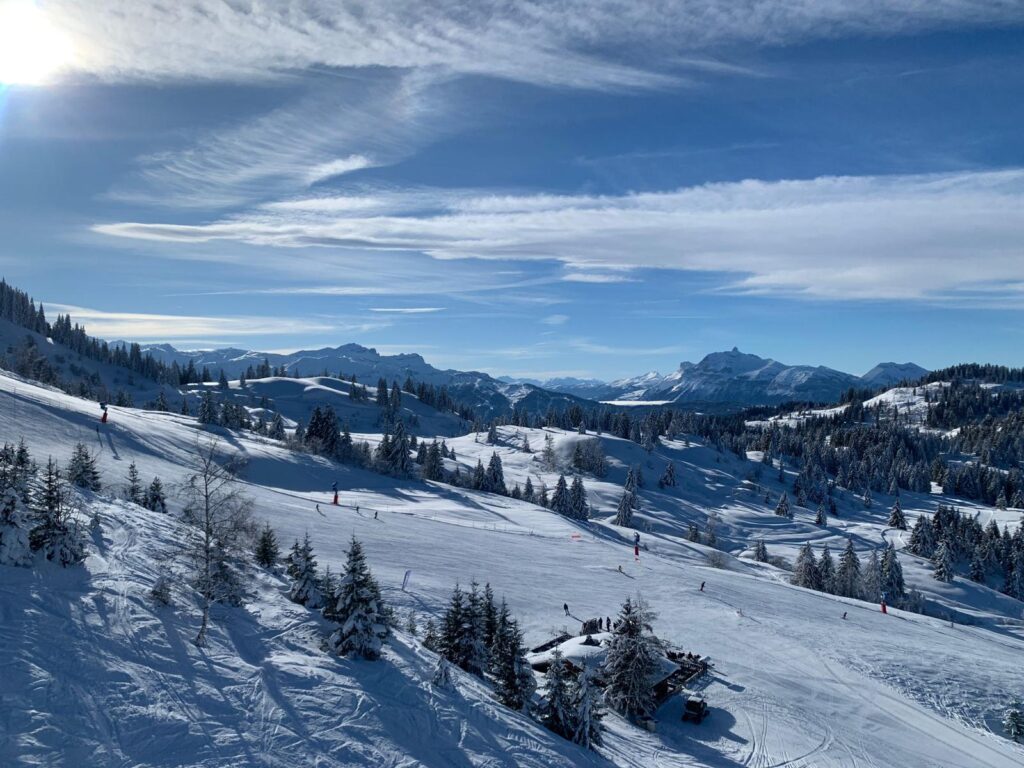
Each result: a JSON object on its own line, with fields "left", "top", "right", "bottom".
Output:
{"left": 2, "top": 369, "right": 1023, "bottom": 766}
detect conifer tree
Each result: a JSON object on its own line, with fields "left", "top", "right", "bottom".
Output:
{"left": 289, "top": 532, "right": 323, "bottom": 607}
{"left": 909, "top": 514, "right": 937, "bottom": 557}
{"left": 569, "top": 476, "right": 589, "bottom": 521}
{"left": 753, "top": 538, "right": 769, "bottom": 563}
{"left": 602, "top": 596, "right": 660, "bottom": 719}
{"left": 932, "top": 538, "right": 955, "bottom": 583}
{"left": 861, "top": 548, "right": 881, "bottom": 602}
{"left": 30, "top": 458, "right": 84, "bottom": 566}
{"left": 254, "top": 523, "right": 280, "bottom": 568}
{"left": 490, "top": 599, "right": 535, "bottom": 710}
{"left": 66, "top": 443, "right": 101, "bottom": 490}
{"left": 614, "top": 490, "right": 634, "bottom": 528}
{"left": 818, "top": 544, "right": 836, "bottom": 593}
{"left": 775, "top": 491, "right": 792, "bottom": 518}
{"left": 0, "top": 487, "right": 32, "bottom": 566}
{"left": 880, "top": 543, "right": 906, "bottom": 599}
{"left": 542, "top": 648, "right": 575, "bottom": 737}
{"left": 887, "top": 499, "right": 908, "bottom": 530}
{"left": 328, "top": 537, "right": 389, "bottom": 660}
{"left": 969, "top": 545, "right": 987, "bottom": 583}
{"left": 268, "top": 413, "right": 286, "bottom": 441}
{"left": 198, "top": 390, "right": 218, "bottom": 425}
{"left": 126, "top": 461, "right": 143, "bottom": 505}
{"left": 834, "top": 539, "right": 862, "bottom": 598}
{"left": 792, "top": 543, "right": 820, "bottom": 590}
{"left": 472, "top": 459, "right": 486, "bottom": 490}
{"left": 570, "top": 660, "right": 604, "bottom": 748}
{"left": 485, "top": 452, "right": 507, "bottom": 495}
{"left": 814, "top": 504, "right": 827, "bottom": 526}
{"left": 523, "top": 476, "right": 536, "bottom": 504}
{"left": 1004, "top": 699, "right": 1024, "bottom": 742}
{"left": 657, "top": 461, "right": 676, "bottom": 489}
{"left": 422, "top": 441, "right": 444, "bottom": 481}
{"left": 550, "top": 475, "right": 571, "bottom": 517}
{"left": 144, "top": 477, "right": 167, "bottom": 513}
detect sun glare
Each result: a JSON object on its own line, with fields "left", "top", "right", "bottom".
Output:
{"left": 0, "top": 2, "right": 72, "bottom": 85}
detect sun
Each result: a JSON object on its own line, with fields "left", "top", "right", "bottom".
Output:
{"left": 0, "top": 2, "right": 72, "bottom": 86}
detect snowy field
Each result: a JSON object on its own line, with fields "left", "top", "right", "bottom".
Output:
{"left": 1, "top": 370, "right": 1023, "bottom": 767}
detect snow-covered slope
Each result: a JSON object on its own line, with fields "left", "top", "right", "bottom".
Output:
{"left": 2, "top": 370, "right": 1023, "bottom": 767}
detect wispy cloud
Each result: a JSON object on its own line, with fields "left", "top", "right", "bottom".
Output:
{"left": 369, "top": 307, "right": 445, "bottom": 314}
{"left": 96, "top": 169, "right": 1024, "bottom": 303}
{"left": 562, "top": 272, "right": 639, "bottom": 284}
{"left": 542, "top": 314, "right": 570, "bottom": 325}
{"left": 47, "top": 304, "right": 386, "bottom": 341}
{"left": 108, "top": 72, "right": 447, "bottom": 209}
{"left": 49, "top": 1, "right": 1022, "bottom": 90}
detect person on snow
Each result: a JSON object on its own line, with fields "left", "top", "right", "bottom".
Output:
{"left": 316, "top": 503, "right": 321, "bottom": 514}
{"left": 563, "top": 603, "right": 570, "bottom": 616}
{"left": 332, "top": 481, "right": 339, "bottom": 505}
{"left": 605, "top": 616, "right": 611, "bottom": 631}
{"left": 842, "top": 611, "right": 847, "bottom": 620}
{"left": 700, "top": 581, "right": 705, "bottom": 592}
{"left": 374, "top": 510, "right": 378, "bottom": 520}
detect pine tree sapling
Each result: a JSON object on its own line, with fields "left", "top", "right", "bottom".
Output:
{"left": 254, "top": 523, "right": 280, "bottom": 568}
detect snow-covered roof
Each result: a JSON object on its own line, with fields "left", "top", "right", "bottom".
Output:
{"left": 527, "top": 633, "right": 679, "bottom": 684}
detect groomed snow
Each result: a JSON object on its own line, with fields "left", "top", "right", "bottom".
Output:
{"left": 1, "top": 370, "right": 1022, "bottom": 767}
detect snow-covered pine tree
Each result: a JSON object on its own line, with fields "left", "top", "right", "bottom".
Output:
{"left": 775, "top": 492, "right": 791, "bottom": 518}
{"left": 432, "top": 656, "right": 453, "bottom": 690}
{"left": 422, "top": 441, "right": 444, "bottom": 481}
{"left": 814, "top": 504, "right": 827, "bottom": 526}
{"left": 328, "top": 536, "right": 389, "bottom": 660}
{"left": 753, "top": 538, "right": 769, "bottom": 563}
{"left": 490, "top": 599, "right": 536, "bottom": 710}
{"left": 464, "top": 581, "right": 490, "bottom": 676}
{"left": 658, "top": 461, "right": 676, "bottom": 489}
{"left": 834, "top": 539, "right": 862, "bottom": 598}
{"left": 887, "top": 499, "right": 908, "bottom": 530}
{"left": 541, "top": 433, "right": 557, "bottom": 471}
{"left": 861, "top": 548, "right": 881, "bottom": 602}
{"left": 602, "top": 596, "right": 661, "bottom": 719}
{"left": 932, "top": 538, "right": 955, "bottom": 583}
{"left": 542, "top": 648, "right": 575, "bottom": 738}
{"left": 909, "top": 514, "right": 936, "bottom": 557}
{"left": 485, "top": 452, "right": 507, "bottom": 496}
{"left": 792, "top": 543, "right": 820, "bottom": 590}
{"left": 550, "top": 474, "right": 571, "bottom": 517}
{"left": 569, "top": 476, "right": 589, "bottom": 521}
{"left": 268, "top": 413, "right": 286, "bottom": 440}
{"left": 818, "top": 544, "right": 836, "bottom": 593}
{"left": 126, "top": 461, "right": 142, "bottom": 504}
{"left": 254, "top": 523, "right": 280, "bottom": 568}
{"left": 198, "top": 390, "right": 218, "bottom": 425}
{"left": 482, "top": 583, "right": 498, "bottom": 650}
{"left": 144, "top": 477, "right": 167, "bottom": 513}
{"left": 969, "top": 545, "right": 987, "bottom": 583}
{"left": 614, "top": 490, "right": 634, "bottom": 528}
{"left": 1004, "top": 699, "right": 1024, "bottom": 742}
{"left": 29, "top": 458, "right": 84, "bottom": 566}
{"left": 570, "top": 660, "right": 604, "bottom": 749}
{"left": 66, "top": 442, "right": 101, "bottom": 490}
{"left": 0, "top": 487, "right": 32, "bottom": 566}
{"left": 423, "top": 618, "right": 440, "bottom": 652}
{"left": 523, "top": 476, "right": 535, "bottom": 504}
{"left": 289, "top": 532, "right": 323, "bottom": 608}
{"left": 880, "top": 543, "right": 905, "bottom": 600}
{"left": 472, "top": 459, "right": 486, "bottom": 490}
{"left": 1004, "top": 549, "right": 1024, "bottom": 600}
{"left": 487, "top": 423, "right": 498, "bottom": 444}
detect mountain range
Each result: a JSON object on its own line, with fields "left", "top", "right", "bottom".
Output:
{"left": 127, "top": 341, "right": 927, "bottom": 412}
{"left": 502, "top": 348, "right": 929, "bottom": 406}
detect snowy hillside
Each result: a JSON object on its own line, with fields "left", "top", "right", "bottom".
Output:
{"left": 2, "top": 369, "right": 1023, "bottom": 766}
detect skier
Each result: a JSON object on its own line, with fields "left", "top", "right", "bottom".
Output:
{"left": 605, "top": 616, "right": 611, "bottom": 632}
{"left": 633, "top": 531, "right": 640, "bottom": 560}
{"left": 100, "top": 402, "right": 109, "bottom": 424}
{"left": 332, "top": 481, "right": 339, "bottom": 506}
{"left": 700, "top": 581, "right": 705, "bottom": 592}
{"left": 316, "top": 503, "right": 321, "bottom": 514}
{"left": 842, "top": 611, "right": 848, "bottom": 620}
{"left": 374, "top": 510, "right": 378, "bottom": 520}
{"left": 880, "top": 591, "right": 888, "bottom": 615}
{"left": 563, "top": 603, "right": 570, "bottom": 616}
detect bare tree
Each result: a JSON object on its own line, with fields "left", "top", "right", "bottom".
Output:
{"left": 179, "top": 438, "right": 254, "bottom": 646}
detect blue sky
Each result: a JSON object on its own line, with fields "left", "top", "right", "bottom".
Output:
{"left": 0, "top": 1, "right": 1023, "bottom": 381}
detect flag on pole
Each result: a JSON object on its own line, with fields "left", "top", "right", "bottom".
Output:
{"left": 402, "top": 569, "right": 412, "bottom": 591}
